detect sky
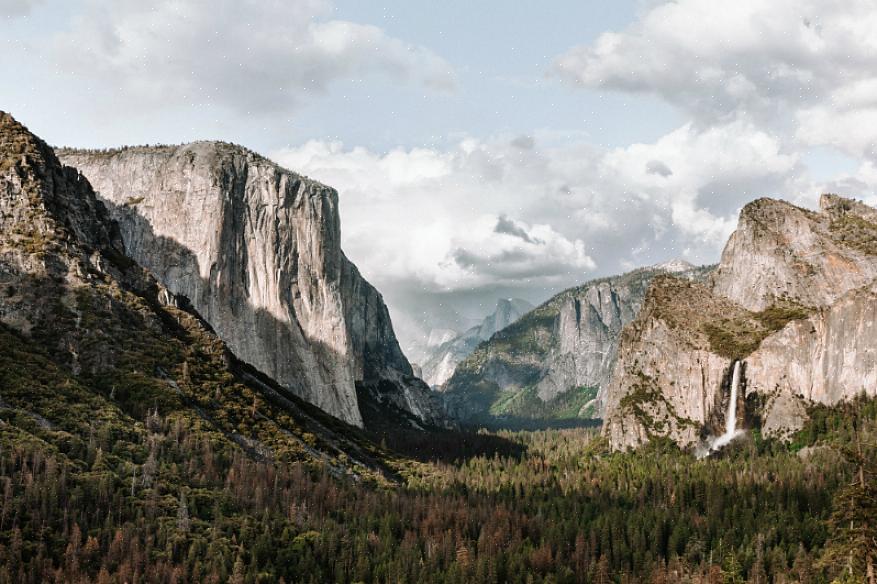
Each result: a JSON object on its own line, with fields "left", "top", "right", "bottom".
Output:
{"left": 4, "top": 0, "right": 877, "bottom": 356}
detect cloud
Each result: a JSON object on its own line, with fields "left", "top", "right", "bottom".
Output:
{"left": 645, "top": 160, "right": 673, "bottom": 177}
{"left": 494, "top": 215, "right": 540, "bottom": 243}
{"left": 273, "top": 118, "right": 804, "bottom": 348}
{"left": 277, "top": 137, "right": 596, "bottom": 293}
{"left": 552, "top": 0, "right": 877, "bottom": 151}
{"left": 51, "top": 0, "right": 455, "bottom": 114}
{"left": 1, "top": 0, "right": 41, "bottom": 16}
{"left": 796, "top": 105, "right": 877, "bottom": 159}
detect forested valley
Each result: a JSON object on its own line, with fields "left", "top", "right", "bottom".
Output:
{"left": 1, "top": 377, "right": 874, "bottom": 583}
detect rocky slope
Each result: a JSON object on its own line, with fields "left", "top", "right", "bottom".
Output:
{"left": 443, "top": 262, "right": 712, "bottom": 426}
{"left": 0, "top": 111, "right": 394, "bottom": 479}
{"left": 711, "top": 196, "right": 877, "bottom": 310}
{"left": 604, "top": 195, "right": 877, "bottom": 450}
{"left": 419, "top": 298, "right": 533, "bottom": 387}
{"left": 747, "top": 279, "right": 877, "bottom": 438}
{"left": 60, "top": 144, "right": 443, "bottom": 428}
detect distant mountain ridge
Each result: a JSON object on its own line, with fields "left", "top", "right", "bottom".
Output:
{"left": 442, "top": 261, "right": 713, "bottom": 426}
{"left": 419, "top": 298, "right": 533, "bottom": 387}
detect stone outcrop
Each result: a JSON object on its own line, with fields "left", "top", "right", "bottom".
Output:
{"left": 602, "top": 277, "right": 745, "bottom": 450}
{"left": 443, "top": 262, "right": 712, "bottom": 424}
{"left": 420, "top": 298, "right": 532, "bottom": 387}
{"left": 604, "top": 195, "right": 877, "bottom": 451}
{"left": 747, "top": 280, "right": 877, "bottom": 434}
{"left": 711, "top": 196, "right": 877, "bottom": 311}
{"left": 0, "top": 111, "right": 402, "bottom": 476}
{"left": 60, "top": 144, "right": 443, "bottom": 428}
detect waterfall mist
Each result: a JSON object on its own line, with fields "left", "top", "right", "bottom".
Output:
{"left": 697, "top": 360, "right": 745, "bottom": 458}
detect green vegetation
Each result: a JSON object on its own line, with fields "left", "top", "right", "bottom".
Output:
{"left": 829, "top": 213, "right": 877, "bottom": 255}
{"left": 489, "top": 385, "right": 599, "bottom": 420}
{"left": 704, "top": 300, "right": 813, "bottom": 359}
{"left": 1, "top": 369, "right": 875, "bottom": 582}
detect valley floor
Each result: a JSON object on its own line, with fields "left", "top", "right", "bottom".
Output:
{"left": 1, "top": 385, "right": 875, "bottom": 583}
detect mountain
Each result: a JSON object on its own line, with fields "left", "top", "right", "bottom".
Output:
{"left": 392, "top": 300, "right": 478, "bottom": 366}
{"left": 604, "top": 195, "right": 877, "bottom": 450}
{"left": 0, "top": 111, "right": 394, "bottom": 480}
{"left": 59, "top": 144, "right": 444, "bottom": 429}
{"left": 419, "top": 298, "right": 533, "bottom": 387}
{"left": 2, "top": 112, "right": 873, "bottom": 583}
{"left": 442, "top": 261, "right": 712, "bottom": 426}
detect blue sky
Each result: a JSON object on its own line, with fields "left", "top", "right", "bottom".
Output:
{"left": 3, "top": 0, "right": 877, "bottom": 354}
{"left": 3, "top": 0, "right": 681, "bottom": 152}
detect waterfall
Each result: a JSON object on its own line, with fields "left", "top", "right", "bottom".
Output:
{"left": 712, "top": 360, "right": 742, "bottom": 450}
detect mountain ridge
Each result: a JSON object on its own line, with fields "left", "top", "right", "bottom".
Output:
{"left": 59, "top": 142, "right": 445, "bottom": 429}
{"left": 442, "top": 261, "right": 713, "bottom": 426}
{"left": 604, "top": 194, "right": 877, "bottom": 450}
{"left": 419, "top": 297, "right": 533, "bottom": 387}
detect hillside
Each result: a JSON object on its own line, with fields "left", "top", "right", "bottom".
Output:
{"left": 443, "top": 262, "right": 713, "bottom": 427}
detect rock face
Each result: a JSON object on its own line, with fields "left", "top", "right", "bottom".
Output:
{"left": 747, "top": 280, "right": 877, "bottom": 435}
{"left": 420, "top": 298, "right": 533, "bottom": 387}
{"left": 711, "top": 196, "right": 877, "bottom": 311}
{"left": 443, "top": 262, "right": 712, "bottom": 425}
{"left": 535, "top": 278, "right": 645, "bottom": 405}
{"left": 604, "top": 195, "right": 877, "bottom": 450}
{"left": 602, "top": 277, "right": 743, "bottom": 450}
{"left": 0, "top": 111, "right": 399, "bottom": 476}
{"left": 60, "top": 144, "right": 443, "bottom": 428}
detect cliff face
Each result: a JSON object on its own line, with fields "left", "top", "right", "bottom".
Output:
{"left": 420, "top": 298, "right": 533, "bottom": 387}
{"left": 711, "top": 196, "right": 877, "bottom": 311}
{"left": 602, "top": 277, "right": 742, "bottom": 450}
{"left": 0, "top": 111, "right": 396, "bottom": 477}
{"left": 60, "top": 144, "right": 442, "bottom": 428}
{"left": 747, "top": 280, "right": 877, "bottom": 436}
{"left": 535, "top": 278, "right": 644, "bottom": 406}
{"left": 604, "top": 195, "right": 877, "bottom": 450}
{"left": 443, "top": 263, "right": 712, "bottom": 425}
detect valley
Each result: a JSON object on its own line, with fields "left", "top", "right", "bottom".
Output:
{"left": 1, "top": 109, "right": 875, "bottom": 583}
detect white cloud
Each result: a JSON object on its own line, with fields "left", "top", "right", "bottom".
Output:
{"left": 274, "top": 118, "right": 804, "bottom": 348}
{"left": 797, "top": 106, "right": 877, "bottom": 159}
{"left": 0, "top": 0, "right": 40, "bottom": 16}
{"left": 553, "top": 0, "right": 877, "bottom": 161}
{"left": 52, "top": 0, "right": 455, "bottom": 114}
{"left": 278, "top": 138, "right": 595, "bottom": 292}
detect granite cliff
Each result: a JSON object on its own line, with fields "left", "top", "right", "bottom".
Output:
{"left": 443, "top": 262, "right": 712, "bottom": 426}
{"left": 604, "top": 195, "right": 877, "bottom": 450}
{"left": 60, "top": 144, "right": 443, "bottom": 428}
{"left": 0, "top": 111, "right": 394, "bottom": 478}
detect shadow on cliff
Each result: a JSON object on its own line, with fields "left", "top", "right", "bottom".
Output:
{"left": 97, "top": 199, "right": 523, "bottom": 462}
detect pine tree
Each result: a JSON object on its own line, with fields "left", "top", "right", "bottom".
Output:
{"left": 820, "top": 429, "right": 877, "bottom": 583}
{"left": 177, "top": 491, "right": 190, "bottom": 533}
